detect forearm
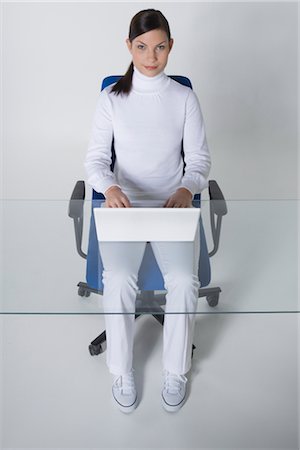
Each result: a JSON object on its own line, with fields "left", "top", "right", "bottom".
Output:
{"left": 84, "top": 89, "right": 116, "bottom": 194}
{"left": 182, "top": 90, "right": 212, "bottom": 195}
{"left": 84, "top": 146, "right": 117, "bottom": 194}
{"left": 181, "top": 149, "right": 211, "bottom": 195}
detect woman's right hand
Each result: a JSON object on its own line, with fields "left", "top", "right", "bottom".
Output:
{"left": 104, "top": 186, "right": 131, "bottom": 208}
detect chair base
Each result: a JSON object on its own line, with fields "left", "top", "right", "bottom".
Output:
{"left": 77, "top": 283, "right": 222, "bottom": 357}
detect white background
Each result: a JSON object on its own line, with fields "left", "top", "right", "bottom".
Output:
{"left": 1, "top": 1, "right": 298, "bottom": 201}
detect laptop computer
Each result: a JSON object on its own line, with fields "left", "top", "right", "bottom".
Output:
{"left": 93, "top": 207, "right": 200, "bottom": 242}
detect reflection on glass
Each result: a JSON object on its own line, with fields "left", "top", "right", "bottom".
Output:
{"left": 0, "top": 198, "right": 298, "bottom": 314}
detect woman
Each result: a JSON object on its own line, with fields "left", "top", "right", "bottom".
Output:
{"left": 85, "top": 9, "right": 211, "bottom": 413}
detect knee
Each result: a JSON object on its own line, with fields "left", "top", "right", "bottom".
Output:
{"left": 164, "top": 272, "right": 200, "bottom": 295}
{"left": 102, "top": 269, "right": 139, "bottom": 292}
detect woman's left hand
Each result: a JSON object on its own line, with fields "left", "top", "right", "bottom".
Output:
{"left": 163, "top": 187, "right": 193, "bottom": 208}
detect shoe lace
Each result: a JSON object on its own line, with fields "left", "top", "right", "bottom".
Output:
{"left": 164, "top": 370, "right": 187, "bottom": 395}
{"left": 115, "top": 370, "right": 136, "bottom": 395}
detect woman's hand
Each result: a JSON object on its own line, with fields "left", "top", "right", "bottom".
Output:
{"left": 104, "top": 186, "right": 131, "bottom": 208}
{"left": 164, "top": 187, "right": 193, "bottom": 208}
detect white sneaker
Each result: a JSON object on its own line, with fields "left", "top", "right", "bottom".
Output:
{"left": 161, "top": 370, "right": 188, "bottom": 412}
{"left": 112, "top": 369, "right": 137, "bottom": 413}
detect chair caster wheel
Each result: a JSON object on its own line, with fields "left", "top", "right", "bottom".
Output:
{"left": 207, "top": 294, "right": 219, "bottom": 307}
{"left": 89, "top": 343, "right": 103, "bottom": 356}
{"left": 78, "top": 286, "right": 91, "bottom": 297}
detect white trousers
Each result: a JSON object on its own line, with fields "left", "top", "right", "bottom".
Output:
{"left": 98, "top": 226, "right": 200, "bottom": 376}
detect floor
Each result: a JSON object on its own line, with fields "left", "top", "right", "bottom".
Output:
{"left": 0, "top": 197, "right": 299, "bottom": 449}
{"left": 1, "top": 311, "right": 299, "bottom": 450}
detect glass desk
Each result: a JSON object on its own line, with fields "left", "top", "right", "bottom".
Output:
{"left": 0, "top": 197, "right": 299, "bottom": 450}
{"left": 0, "top": 198, "right": 298, "bottom": 314}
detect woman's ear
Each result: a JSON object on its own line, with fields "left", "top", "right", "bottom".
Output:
{"left": 169, "top": 38, "right": 174, "bottom": 52}
{"left": 126, "top": 38, "right": 132, "bottom": 53}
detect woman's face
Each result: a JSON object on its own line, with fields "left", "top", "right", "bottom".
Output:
{"left": 126, "top": 28, "right": 173, "bottom": 77}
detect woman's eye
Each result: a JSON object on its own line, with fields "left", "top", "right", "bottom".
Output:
{"left": 136, "top": 44, "right": 165, "bottom": 51}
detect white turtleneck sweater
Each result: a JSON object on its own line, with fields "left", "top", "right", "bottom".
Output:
{"left": 85, "top": 65, "right": 211, "bottom": 202}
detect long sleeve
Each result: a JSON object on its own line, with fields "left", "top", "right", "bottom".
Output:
{"left": 180, "top": 89, "right": 211, "bottom": 195}
{"left": 84, "top": 89, "right": 118, "bottom": 194}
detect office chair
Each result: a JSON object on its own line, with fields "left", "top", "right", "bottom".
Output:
{"left": 68, "top": 75, "right": 228, "bottom": 356}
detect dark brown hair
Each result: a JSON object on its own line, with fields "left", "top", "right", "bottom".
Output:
{"left": 110, "top": 9, "right": 172, "bottom": 96}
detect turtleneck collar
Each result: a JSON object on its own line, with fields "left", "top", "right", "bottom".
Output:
{"left": 132, "top": 65, "right": 170, "bottom": 94}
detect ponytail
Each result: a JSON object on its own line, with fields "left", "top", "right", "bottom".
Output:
{"left": 110, "top": 61, "right": 134, "bottom": 96}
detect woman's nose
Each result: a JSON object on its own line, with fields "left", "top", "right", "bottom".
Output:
{"left": 147, "top": 49, "right": 157, "bottom": 61}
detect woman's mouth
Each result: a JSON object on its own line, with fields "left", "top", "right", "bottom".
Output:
{"left": 145, "top": 66, "right": 158, "bottom": 70}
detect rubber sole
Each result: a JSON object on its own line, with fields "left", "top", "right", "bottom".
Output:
{"left": 161, "top": 392, "right": 186, "bottom": 412}
{"left": 112, "top": 393, "right": 138, "bottom": 414}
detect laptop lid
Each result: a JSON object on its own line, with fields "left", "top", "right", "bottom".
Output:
{"left": 93, "top": 207, "right": 200, "bottom": 242}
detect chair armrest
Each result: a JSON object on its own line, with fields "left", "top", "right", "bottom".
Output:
{"left": 68, "top": 180, "right": 85, "bottom": 218}
{"left": 208, "top": 180, "right": 228, "bottom": 216}
{"left": 68, "top": 180, "right": 87, "bottom": 259}
{"left": 208, "top": 180, "right": 228, "bottom": 257}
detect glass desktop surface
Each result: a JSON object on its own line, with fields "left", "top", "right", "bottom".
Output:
{"left": 0, "top": 198, "right": 298, "bottom": 314}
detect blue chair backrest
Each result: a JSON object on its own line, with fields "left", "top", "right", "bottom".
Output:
{"left": 86, "top": 75, "right": 211, "bottom": 291}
